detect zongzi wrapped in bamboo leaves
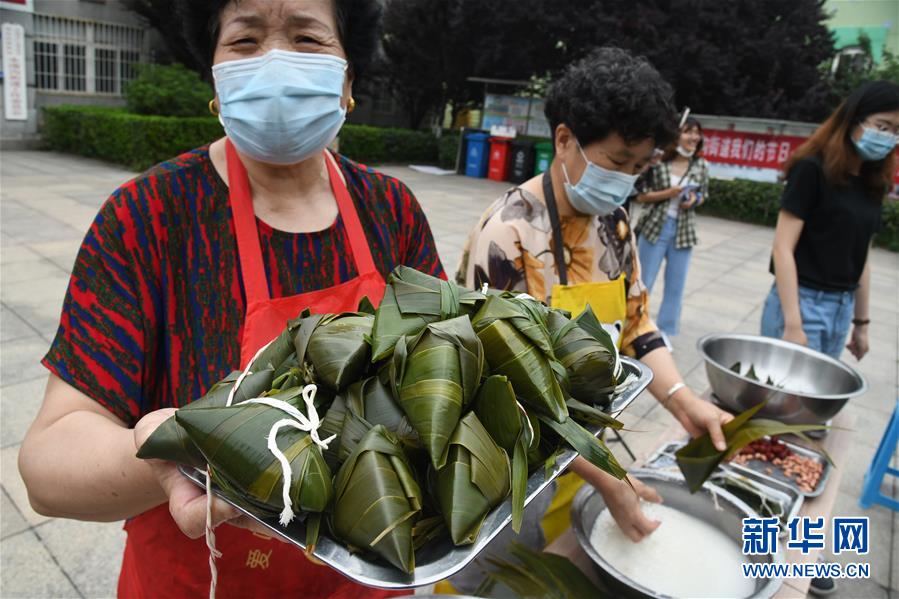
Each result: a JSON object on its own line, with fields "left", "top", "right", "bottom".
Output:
{"left": 546, "top": 305, "right": 620, "bottom": 404}
{"left": 345, "top": 374, "right": 419, "bottom": 448}
{"left": 333, "top": 425, "right": 422, "bottom": 573}
{"left": 318, "top": 394, "right": 347, "bottom": 470}
{"left": 249, "top": 321, "right": 300, "bottom": 372}
{"left": 391, "top": 315, "right": 484, "bottom": 468}
{"left": 471, "top": 295, "right": 567, "bottom": 422}
{"left": 472, "top": 375, "right": 533, "bottom": 532}
{"left": 675, "top": 402, "right": 829, "bottom": 493}
{"left": 370, "top": 266, "right": 484, "bottom": 361}
{"left": 136, "top": 366, "right": 275, "bottom": 466}
{"left": 294, "top": 312, "right": 374, "bottom": 392}
{"left": 435, "top": 412, "right": 511, "bottom": 545}
{"left": 174, "top": 386, "right": 333, "bottom": 516}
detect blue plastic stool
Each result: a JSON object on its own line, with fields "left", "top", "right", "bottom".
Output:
{"left": 858, "top": 399, "right": 899, "bottom": 511}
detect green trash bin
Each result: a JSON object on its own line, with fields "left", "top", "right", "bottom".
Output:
{"left": 534, "top": 141, "right": 554, "bottom": 175}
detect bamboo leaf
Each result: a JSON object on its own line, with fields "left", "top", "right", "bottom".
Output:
{"left": 318, "top": 394, "right": 347, "bottom": 470}
{"left": 435, "top": 412, "right": 511, "bottom": 545}
{"left": 175, "top": 397, "right": 333, "bottom": 516}
{"left": 473, "top": 375, "right": 529, "bottom": 532}
{"left": 294, "top": 312, "right": 373, "bottom": 392}
{"left": 250, "top": 321, "right": 301, "bottom": 372}
{"left": 481, "top": 542, "right": 610, "bottom": 599}
{"left": 391, "top": 316, "right": 483, "bottom": 468}
{"left": 547, "top": 306, "right": 619, "bottom": 404}
{"left": 305, "top": 512, "right": 321, "bottom": 554}
{"left": 370, "top": 266, "right": 484, "bottom": 361}
{"left": 345, "top": 374, "right": 419, "bottom": 448}
{"left": 333, "top": 425, "right": 421, "bottom": 573}
{"left": 136, "top": 366, "right": 274, "bottom": 467}
{"left": 538, "top": 415, "right": 627, "bottom": 480}
{"left": 411, "top": 515, "right": 446, "bottom": 551}
{"left": 675, "top": 403, "right": 828, "bottom": 493}
{"left": 565, "top": 397, "right": 624, "bottom": 431}
{"left": 472, "top": 295, "right": 568, "bottom": 422}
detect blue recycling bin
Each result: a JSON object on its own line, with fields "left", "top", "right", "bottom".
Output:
{"left": 464, "top": 132, "right": 490, "bottom": 178}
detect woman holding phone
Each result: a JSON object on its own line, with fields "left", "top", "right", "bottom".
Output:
{"left": 634, "top": 116, "right": 709, "bottom": 338}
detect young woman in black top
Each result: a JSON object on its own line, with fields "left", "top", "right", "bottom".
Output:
{"left": 763, "top": 81, "right": 899, "bottom": 360}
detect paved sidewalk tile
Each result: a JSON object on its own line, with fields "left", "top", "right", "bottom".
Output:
{"left": 39, "top": 518, "right": 125, "bottom": 599}
{"left": 1, "top": 336, "right": 52, "bottom": 388}
{"left": 1, "top": 488, "right": 28, "bottom": 540}
{"left": 0, "top": 305, "right": 39, "bottom": 344}
{"left": 0, "top": 530, "right": 80, "bottom": 598}
{"left": 1, "top": 377, "right": 48, "bottom": 448}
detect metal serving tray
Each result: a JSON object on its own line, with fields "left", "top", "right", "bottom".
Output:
{"left": 725, "top": 436, "right": 832, "bottom": 498}
{"left": 181, "top": 356, "right": 652, "bottom": 589}
{"left": 648, "top": 434, "right": 830, "bottom": 498}
{"left": 644, "top": 441, "right": 804, "bottom": 537}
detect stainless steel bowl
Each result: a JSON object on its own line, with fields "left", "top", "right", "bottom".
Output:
{"left": 571, "top": 469, "right": 784, "bottom": 599}
{"left": 698, "top": 333, "right": 867, "bottom": 424}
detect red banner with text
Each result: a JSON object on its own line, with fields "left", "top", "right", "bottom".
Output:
{"left": 702, "top": 128, "right": 899, "bottom": 186}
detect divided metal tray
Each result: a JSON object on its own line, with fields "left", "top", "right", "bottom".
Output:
{"left": 644, "top": 441, "right": 805, "bottom": 536}
{"left": 181, "top": 356, "right": 653, "bottom": 589}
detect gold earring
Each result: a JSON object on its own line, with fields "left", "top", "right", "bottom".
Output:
{"left": 208, "top": 99, "right": 218, "bottom": 116}
{"left": 347, "top": 97, "right": 356, "bottom": 113}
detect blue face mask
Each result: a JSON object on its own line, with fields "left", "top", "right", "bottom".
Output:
{"left": 853, "top": 127, "right": 898, "bottom": 162}
{"left": 561, "top": 143, "right": 639, "bottom": 216}
{"left": 213, "top": 50, "right": 347, "bottom": 165}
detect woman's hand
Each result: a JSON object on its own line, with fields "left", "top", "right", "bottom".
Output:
{"left": 846, "top": 324, "right": 869, "bottom": 361}
{"left": 679, "top": 191, "right": 698, "bottom": 209}
{"left": 666, "top": 390, "right": 733, "bottom": 452}
{"left": 572, "top": 460, "right": 661, "bottom": 542}
{"left": 782, "top": 323, "right": 808, "bottom": 347}
{"left": 602, "top": 475, "right": 662, "bottom": 542}
{"left": 134, "top": 409, "right": 242, "bottom": 539}
{"left": 666, "top": 185, "right": 684, "bottom": 199}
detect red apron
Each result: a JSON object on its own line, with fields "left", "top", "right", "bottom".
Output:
{"left": 118, "top": 140, "right": 394, "bottom": 598}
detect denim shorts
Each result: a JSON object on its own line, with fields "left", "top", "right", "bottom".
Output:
{"left": 760, "top": 284, "right": 854, "bottom": 359}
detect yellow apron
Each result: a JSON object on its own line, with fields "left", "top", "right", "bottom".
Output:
{"left": 541, "top": 274, "right": 628, "bottom": 545}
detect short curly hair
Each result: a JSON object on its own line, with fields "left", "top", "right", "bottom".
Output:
{"left": 544, "top": 47, "right": 678, "bottom": 149}
{"left": 177, "top": 0, "right": 382, "bottom": 79}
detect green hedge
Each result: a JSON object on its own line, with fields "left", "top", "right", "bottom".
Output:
{"left": 338, "top": 123, "right": 437, "bottom": 165}
{"left": 37, "top": 105, "right": 899, "bottom": 252}
{"left": 438, "top": 131, "right": 461, "bottom": 169}
{"left": 42, "top": 105, "right": 439, "bottom": 171}
{"left": 699, "top": 178, "right": 899, "bottom": 251}
{"left": 42, "top": 106, "right": 224, "bottom": 172}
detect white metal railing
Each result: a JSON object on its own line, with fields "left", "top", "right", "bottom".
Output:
{"left": 33, "top": 13, "right": 144, "bottom": 96}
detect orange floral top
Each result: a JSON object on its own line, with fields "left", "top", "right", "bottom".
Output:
{"left": 455, "top": 187, "right": 665, "bottom": 358}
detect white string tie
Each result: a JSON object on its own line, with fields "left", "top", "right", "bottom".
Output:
{"left": 226, "top": 337, "right": 276, "bottom": 407}
{"left": 245, "top": 384, "right": 335, "bottom": 525}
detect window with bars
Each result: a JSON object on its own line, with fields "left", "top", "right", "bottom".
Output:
{"left": 33, "top": 14, "right": 144, "bottom": 95}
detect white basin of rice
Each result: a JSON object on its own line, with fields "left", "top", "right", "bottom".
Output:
{"left": 590, "top": 500, "right": 756, "bottom": 598}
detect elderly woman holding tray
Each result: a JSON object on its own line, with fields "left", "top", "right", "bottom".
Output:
{"left": 18, "top": 0, "right": 442, "bottom": 597}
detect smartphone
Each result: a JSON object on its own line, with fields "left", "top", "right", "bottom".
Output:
{"left": 678, "top": 184, "right": 699, "bottom": 203}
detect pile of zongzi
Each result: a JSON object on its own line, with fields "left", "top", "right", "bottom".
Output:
{"left": 138, "top": 266, "right": 632, "bottom": 574}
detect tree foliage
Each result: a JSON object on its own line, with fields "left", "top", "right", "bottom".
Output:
{"left": 124, "top": 63, "right": 214, "bottom": 117}
{"left": 381, "top": 0, "right": 838, "bottom": 126}
{"left": 123, "top": 0, "right": 203, "bottom": 72}
{"left": 124, "top": 0, "right": 841, "bottom": 127}
{"left": 828, "top": 34, "right": 899, "bottom": 111}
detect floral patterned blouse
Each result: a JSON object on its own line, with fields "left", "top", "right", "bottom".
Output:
{"left": 455, "top": 187, "right": 665, "bottom": 359}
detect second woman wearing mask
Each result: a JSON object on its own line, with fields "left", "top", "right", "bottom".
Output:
{"left": 634, "top": 117, "right": 709, "bottom": 339}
